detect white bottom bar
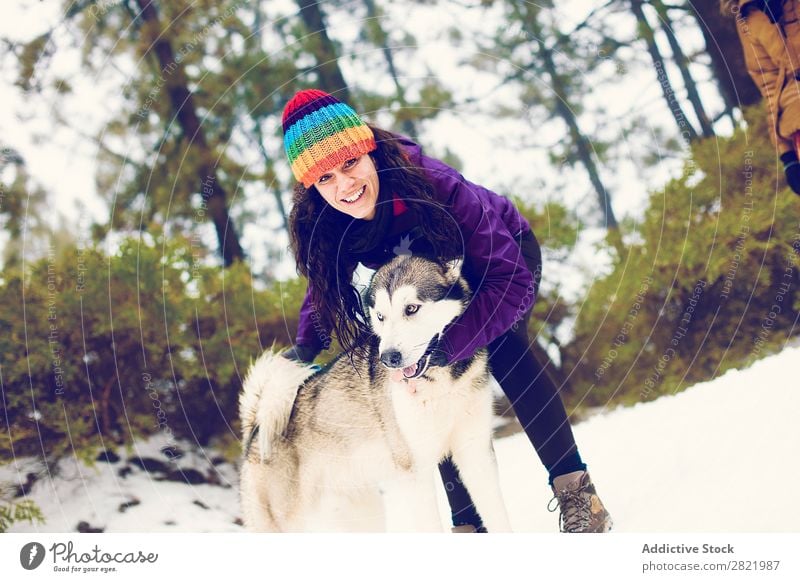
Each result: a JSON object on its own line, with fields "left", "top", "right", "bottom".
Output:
{"left": 2, "top": 533, "right": 798, "bottom": 581}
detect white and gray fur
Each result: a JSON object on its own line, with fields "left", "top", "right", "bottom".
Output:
{"left": 239, "top": 256, "right": 512, "bottom": 532}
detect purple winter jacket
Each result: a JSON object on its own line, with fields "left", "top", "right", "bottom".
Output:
{"left": 295, "top": 134, "right": 535, "bottom": 364}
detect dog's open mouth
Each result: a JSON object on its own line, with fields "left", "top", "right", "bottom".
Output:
{"left": 401, "top": 358, "right": 426, "bottom": 379}
{"left": 388, "top": 355, "right": 426, "bottom": 383}
{"left": 394, "top": 334, "right": 439, "bottom": 381}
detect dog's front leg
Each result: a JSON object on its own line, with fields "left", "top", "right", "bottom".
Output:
{"left": 384, "top": 470, "right": 443, "bottom": 532}
{"left": 450, "top": 436, "right": 513, "bottom": 533}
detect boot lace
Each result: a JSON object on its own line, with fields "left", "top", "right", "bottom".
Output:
{"left": 548, "top": 487, "right": 591, "bottom": 533}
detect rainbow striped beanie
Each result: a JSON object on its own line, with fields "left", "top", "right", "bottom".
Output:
{"left": 282, "top": 89, "right": 377, "bottom": 188}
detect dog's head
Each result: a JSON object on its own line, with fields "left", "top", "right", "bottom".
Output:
{"left": 364, "top": 256, "right": 469, "bottom": 379}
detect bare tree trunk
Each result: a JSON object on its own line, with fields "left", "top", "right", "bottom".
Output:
{"left": 250, "top": 1, "right": 289, "bottom": 233}
{"left": 651, "top": 0, "right": 715, "bottom": 138}
{"left": 688, "top": 0, "right": 762, "bottom": 111}
{"left": 296, "top": 0, "right": 351, "bottom": 101}
{"left": 543, "top": 47, "right": 620, "bottom": 233}
{"left": 134, "top": 0, "right": 245, "bottom": 266}
{"left": 363, "top": 0, "right": 418, "bottom": 138}
{"left": 513, "top": 3, "right": 623, "bottom": 254}
{"left": 631, "top": 0, "right": 700, "bottom": 142}
{"left": 512, "top": 5, "right": 625, "bottom": 256}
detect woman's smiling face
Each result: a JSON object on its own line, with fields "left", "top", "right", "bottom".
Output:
{"left": 313, "top": 154, "right": 380, "bottom": 220}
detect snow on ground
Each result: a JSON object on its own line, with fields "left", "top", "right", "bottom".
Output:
{"left": 2, "top": 436, "right": 242, "bottom": 533}
{"left": 494, "top": 344, "right": 800, "bottom": 532}
{"left": 5, "top": 346, "right": 799, "bottom": 533}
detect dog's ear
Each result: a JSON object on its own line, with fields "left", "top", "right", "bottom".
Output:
{"left": 443, "top": 257, "right": 463, "bottom": 281}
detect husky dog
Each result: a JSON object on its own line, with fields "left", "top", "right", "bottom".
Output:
{"left": 239, "top": 256, "right": 512, "bottom": 532}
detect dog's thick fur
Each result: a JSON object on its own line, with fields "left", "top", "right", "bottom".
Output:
{"left": 239, "top": 256, "right": 511, "bottom": 532}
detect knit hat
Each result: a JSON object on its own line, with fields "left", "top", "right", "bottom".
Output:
{"left": 282, "top": 89, "right": 377, "bottom": 188}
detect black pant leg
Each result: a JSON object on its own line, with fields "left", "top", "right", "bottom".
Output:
{"left": 491, "top": 228, "right": 585, "bottom": 480}
{"left": 488, "top": 319, "right": 586, "bottom": 480}
{"left": 438, "top": 457, "right": 483, "bottom": 528}
{"left": 437, "top": 229, "right": 585, "bottom": 529}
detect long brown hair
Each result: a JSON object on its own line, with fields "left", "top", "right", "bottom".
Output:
{"left": 288, "top": 125, "right": 462, "bottom": 359}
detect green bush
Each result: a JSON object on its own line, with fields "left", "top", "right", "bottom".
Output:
{"left": 0, "top": 231, "right": 308, "bottom": 465}
{"left": 559, "top": 105, "right": 800, "bottom": 409}
{"left": 0, "top": 498, "right": 44, "bottom": 532}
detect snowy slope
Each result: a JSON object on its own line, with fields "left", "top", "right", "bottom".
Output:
{"left": 492, "top": 344, "right": 800, "bottom": 532}
{"left": 5, "top": 346, "right": 799, "bottom": 533}
{"left": 2, "top": 437, "right": 242, "bottom": 533}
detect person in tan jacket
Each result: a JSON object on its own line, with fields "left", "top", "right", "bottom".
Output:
{"left": 725, "top": 0, "right": 800, "bottom": 194}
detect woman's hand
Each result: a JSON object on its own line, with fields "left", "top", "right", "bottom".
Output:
{"left": 281, "top": 344, "right": 321, "bottom": 363}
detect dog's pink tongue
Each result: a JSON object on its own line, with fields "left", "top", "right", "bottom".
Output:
{"left": 390, "top": 369, "right": 405, "bottom": 383}
{"left": 402, "top": 363, "right": 418, "bottom": 378}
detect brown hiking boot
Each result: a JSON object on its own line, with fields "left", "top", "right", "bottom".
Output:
{"left": 548, "top": 471, "right": 612, "bottom": 533}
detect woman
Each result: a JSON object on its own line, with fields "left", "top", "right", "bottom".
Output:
{"left": 281, "top": 88, "right": 612, "bottom": 533}
{"left": 726, "top": 0, "right": 800, "bottom": 194}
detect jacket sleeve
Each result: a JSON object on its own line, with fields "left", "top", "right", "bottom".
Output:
{"left": 738, "top": 9, "right": 794, "bottom": 154}
{"left": 418, "top": 153, "right": 535, "bottom": 364}
{"left": 295, "top": 284, "right": 328, "bottom": 351}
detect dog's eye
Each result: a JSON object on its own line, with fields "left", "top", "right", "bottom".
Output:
{"left": 405, "top": 304, "right": 420, "bottom": 316}
{"left": 376, "top": 312, "right": 384, "bottom": 322}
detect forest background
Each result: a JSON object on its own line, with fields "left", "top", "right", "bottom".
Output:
{"left": 0, "top": 0, "right": 797, "bottom": 529}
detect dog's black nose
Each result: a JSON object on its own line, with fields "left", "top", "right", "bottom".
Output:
{"left": 380, "top": 350, "right": 403, "bottom": 368}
